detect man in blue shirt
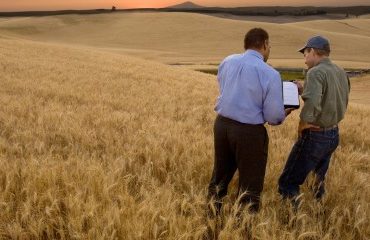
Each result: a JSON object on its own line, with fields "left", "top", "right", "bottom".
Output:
{"left": 208, "top": 28, "right": 292, "bottom": 215}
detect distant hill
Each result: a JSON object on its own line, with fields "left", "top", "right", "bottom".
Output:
{"left": 1, "top": 5, "right": 370, "bottom": 18}
{"left": 167, "top": 1, "right": 204, "bottom": 9}
{"left": 163, "top": 6, "right": 370, "bottom": 17}
{"left": 0, "top": 9, "right": 113, "bottom": 17}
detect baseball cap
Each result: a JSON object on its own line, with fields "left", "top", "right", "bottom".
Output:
{"left": 298, "top": 36, "right": 330, "bottom": 54}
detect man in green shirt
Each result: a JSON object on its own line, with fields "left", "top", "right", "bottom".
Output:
{"left": 278, "top": 36, "right": 350, "bottom": 206}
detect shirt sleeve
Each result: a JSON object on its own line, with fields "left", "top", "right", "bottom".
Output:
{"left": 347, "top": 76, "right": 351, "bottom": 92}
{"left": 217, "top": 59, "right": 227, "bottom": 94}
{"left": 346, "top": 75, "right": 351, "bottom": 107}
{"left": 300, "top": 69, "right": 325, "bottom": 123}
{"left": 263, "top": 72, "right": 286, "bottom": 125}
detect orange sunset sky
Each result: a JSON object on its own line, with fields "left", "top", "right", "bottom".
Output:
{"left": 1, "top": 0, "right": 370, "bottom": 11}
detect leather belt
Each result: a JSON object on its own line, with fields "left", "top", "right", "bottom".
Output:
{"left": 309, "top": 125, "right": 338, "bottom": 132}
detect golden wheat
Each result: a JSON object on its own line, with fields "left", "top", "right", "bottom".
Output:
{"left": 0, "top": 33, "right": 369, "bottom": 239}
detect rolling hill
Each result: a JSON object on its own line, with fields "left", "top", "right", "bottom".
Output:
{"left": 0, "top": 12, "right": 369, "bottom": 69}
{"left": 167, "top": 1, "right": 204, "bottom": 9}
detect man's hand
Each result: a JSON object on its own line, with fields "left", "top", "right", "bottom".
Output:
{"left": 268, "top": 108, "right": 296, "bottom": 126}
{"left": 293, "top": 80, "right": 304, "bottom": 95}
{"left": 298, "top": 120, "right": 320, "bottom": 138}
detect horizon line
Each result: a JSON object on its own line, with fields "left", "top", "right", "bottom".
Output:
{"left": 1, "top": 5, "right": 370, "bottom": 13}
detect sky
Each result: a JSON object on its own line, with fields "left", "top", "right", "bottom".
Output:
{"left": 1, "top": 0, "right": 370, "bottom": 11}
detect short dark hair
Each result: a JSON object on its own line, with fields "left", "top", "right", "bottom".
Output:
{"left": 315, "top": 45, "right": 330, "bottom": 56}
{"left": 244, "top": 28, "right": 269, "bottom": 50}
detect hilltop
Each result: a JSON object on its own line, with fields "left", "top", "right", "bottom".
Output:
{"left": 167, "top": 1, "right": 204, "bottom": 9}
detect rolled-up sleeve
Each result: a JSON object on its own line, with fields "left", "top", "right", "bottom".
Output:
{"left": 263, "top": 72, "right": 286, "bottom": 125}
{"left": 300, "top": 70, "right": 324, "bottom": 123}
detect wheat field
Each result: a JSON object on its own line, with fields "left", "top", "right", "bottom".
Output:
{"left": 0, "top": 12, "right": 369, "bottom": 239}
{"left": 1, "top": 12, "right": 370, "bottom": 68}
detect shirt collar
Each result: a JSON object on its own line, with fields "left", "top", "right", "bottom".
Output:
{"left": 318, "top": 57, "right": 331, "bottom": 65}
{"left": 245, "top": 49, "right": 264, "bottom": 61}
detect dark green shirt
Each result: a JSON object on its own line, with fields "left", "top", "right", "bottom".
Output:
{"left": 300, "top": 58, "right": 350, "bottom": 127}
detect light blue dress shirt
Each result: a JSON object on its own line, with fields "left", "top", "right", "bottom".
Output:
{"left": 215, "top": 50, "right": 285, "bottom": 125}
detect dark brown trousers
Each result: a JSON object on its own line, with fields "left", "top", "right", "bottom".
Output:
{"left": 208, "top": 115, "right": 269, "bottom": 213}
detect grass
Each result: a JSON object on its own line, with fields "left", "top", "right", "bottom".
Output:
{"left": 196, "top": 68, "right": 305, "bottom": 80}
{"left": 280, "top": 71, "right": 305, "bottom": 80}
{"left": 0, "top": 36, "right": 369, "bottom": 239}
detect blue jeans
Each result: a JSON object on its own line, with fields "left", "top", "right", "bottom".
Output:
{"left": 278, "top": 127, "right": 339, "bottom": 199}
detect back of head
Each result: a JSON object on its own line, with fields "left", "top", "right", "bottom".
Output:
{"left": 244, "top": 28, "right": 269, "bottom": 50}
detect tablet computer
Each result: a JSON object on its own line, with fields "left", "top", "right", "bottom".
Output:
{"left": 283, "top": 81, "right": 300, "bottom": 109}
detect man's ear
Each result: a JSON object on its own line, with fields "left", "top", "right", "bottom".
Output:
{"left": 262, "top": 41, "right": 266, "bottom": 51}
